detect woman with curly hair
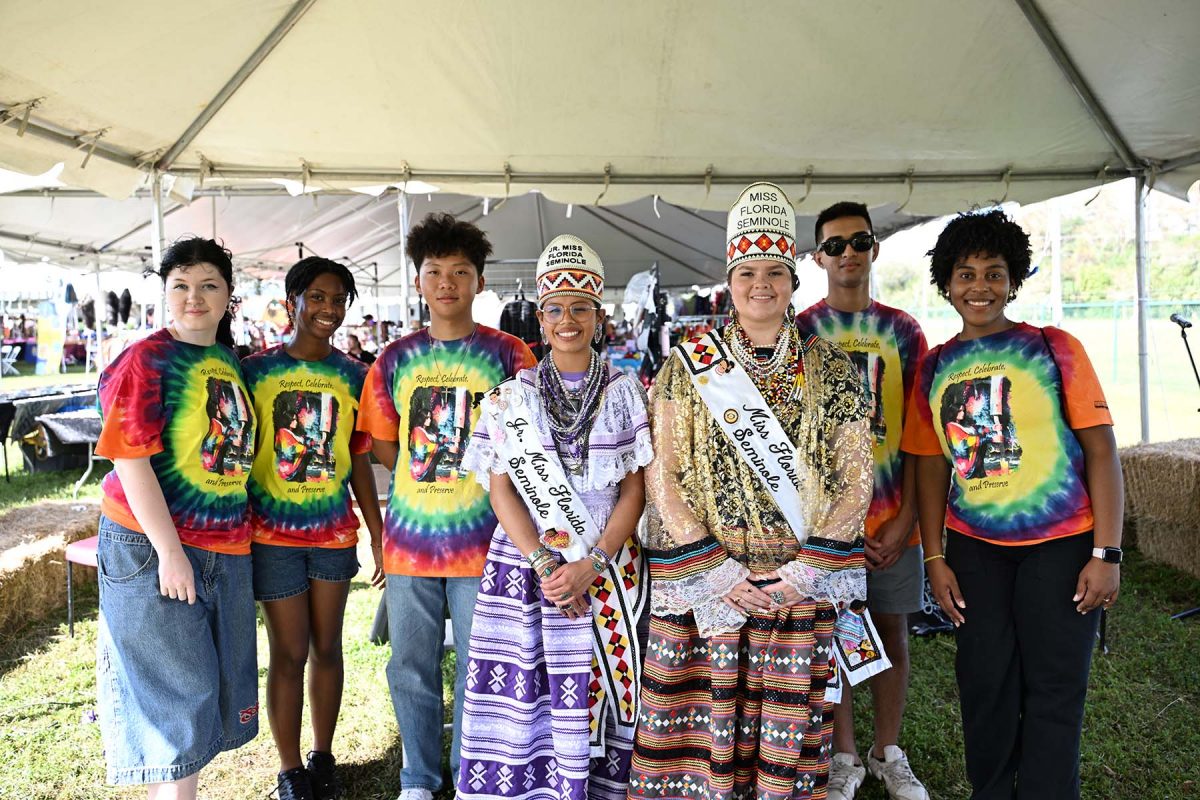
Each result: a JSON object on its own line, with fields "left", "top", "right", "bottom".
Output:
{"left": 901, "top": 209, "right": 1123, "bottom": 799}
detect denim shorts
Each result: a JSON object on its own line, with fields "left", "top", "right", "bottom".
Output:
{"left": 251, "top": 542, "right": 360, "bottom": 601}
{"left": 95, "top": 516, "right": 258, "bottom": 785}
{"left": 866, "top": 542, "right": 925, "bottom": 615}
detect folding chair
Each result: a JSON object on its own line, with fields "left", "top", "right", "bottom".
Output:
{"left": 0, "top": 345, "right": 19, "bottom": 376}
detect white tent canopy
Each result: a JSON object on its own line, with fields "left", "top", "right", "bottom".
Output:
{"left": 0, "top": 0, "right": 1196, "bottom": 209}
{"left": 0, "top": 188, "right": 927, "bottom": 289}
{"left": 1, "top": 0, "right": 1198, "bottom": 443}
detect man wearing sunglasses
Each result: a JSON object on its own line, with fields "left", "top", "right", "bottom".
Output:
{"left": 798, "top": 202, "right": 930, "bottom": 800}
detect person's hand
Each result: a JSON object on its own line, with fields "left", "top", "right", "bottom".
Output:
{"left": 157, "top": 545, "right": 196, "bottom": 604}
{"left": 721, "top": 580, "right": 775, "bottom": 614}
{"left": 926, "top": 558, "right": 965, "bottom": 626}
{"left": 1074, "top": 559, "right": 1119, "bottom": 614}
{"left": 541, "top": 560, "right": 598, "bottom": 619}
{"left": 369, "top": 542, "right": 386, "bottom": 589}
{"left": 865, "top": 516, "right": 911, "bottom": 572}
{"left": 750, "top": 570, "right": 805, "bottom": 609}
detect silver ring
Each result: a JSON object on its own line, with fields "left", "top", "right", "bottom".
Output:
{"left": 769, "top": 591, "right": 785, "bottom": 605}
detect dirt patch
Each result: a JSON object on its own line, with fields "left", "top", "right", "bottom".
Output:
{"left": 0, "top": 501, "right": 100, "bottom": 636}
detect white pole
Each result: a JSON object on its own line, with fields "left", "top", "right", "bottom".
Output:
{"left": 94, "top": 259, "right": 106, "bottom": 373}
{"left": 1134, "top": 176, "right": 1150, "bottom": 444}
{"left": 150, "top": 171, "right": 167, "bottom": 330}
{"left": 1049, "top": 196, "right": 1063, "bottom": 327}
{"left": 397, "top": 192, "right": 411, "bottom": 333}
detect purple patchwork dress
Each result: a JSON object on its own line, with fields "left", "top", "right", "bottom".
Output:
{"left": 458, "top": 367, "right": 653, "bottom": 800}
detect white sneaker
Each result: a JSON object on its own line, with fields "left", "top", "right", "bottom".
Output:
{"left": 826, "top": 752, "right": 866, "bottom": 800}
{"left": 867, "top": 744, "right": 930, "bottom": 800}
{"left": 397, "top": 789, "right": 434, "bottom": 800}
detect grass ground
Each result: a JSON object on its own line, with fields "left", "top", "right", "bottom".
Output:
{"left": 0, "top": 549, "right": 1196, "bottom": 799}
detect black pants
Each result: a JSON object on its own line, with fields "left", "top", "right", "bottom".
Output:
{"left": 947, "top": 530, "right": 1099, "bottom": 800}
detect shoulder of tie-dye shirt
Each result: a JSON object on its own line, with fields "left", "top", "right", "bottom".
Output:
{"left": 795, "top": 299, "right": 833, "bottom": 333}
{"left": 97, "top": 330, "right": 175, "bottom": 429}
{"left": 328, "top": 346, "right": 369, "bottom": 393}
{"left": 474, "top": 324, "right": 537, "bottom": 373}
{"left": 240, "top": 344, "right": 286, "bottom": 388}
{"left": 1038, "top": 325, "right": 1089, "bottom": 382}
{"left": 359, "top": 335, "right": 416, "bottom": 432}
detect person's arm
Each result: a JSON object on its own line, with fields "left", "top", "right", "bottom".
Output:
{"left": 542, "top": 468, "right": 645, "bottom": 605}
{"left": 1072, "top": 424, "right": 1123, "bottom": 613}
{"left": 349, "top": 451, "right": 385, "bottom": 588}
{"left": 372, "top": 439, "right": 398, "bottom": 472}
{"left": 113, "top": 457, "right": 196, "bottom": 604}
{"left": 866, "top": 455, "right": 917, "bottom": 571}
{"left": 915, "top": 453, "right": 964, "bottom": 625}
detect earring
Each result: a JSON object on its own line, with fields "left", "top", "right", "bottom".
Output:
{"left": 785, "top": 303, "right": 796, "bottom": 321}
{"left": 540, "top": 328, "right": 549, "bottom": 345}
{"left": 592, "top": 324, "right": 603, "bottom": 345}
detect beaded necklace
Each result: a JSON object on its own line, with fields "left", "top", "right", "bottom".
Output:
{"left": 724, "top": 320, "right": 802, "bottom": 407}
{"left": 536, "top": 349, "right": 608, "bottom": 475}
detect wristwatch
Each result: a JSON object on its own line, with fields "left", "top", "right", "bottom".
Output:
{"left": 1092, "top": 546, "right": 1123, "bottom": 564}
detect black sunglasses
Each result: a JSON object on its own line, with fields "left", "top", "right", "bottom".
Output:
{"left": 817, "top": 232, "right": 876, "bottom": 257}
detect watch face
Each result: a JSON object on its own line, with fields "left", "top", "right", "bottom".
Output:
{"left": 1102, "top": 547, "right": 1123, "bottom": 564}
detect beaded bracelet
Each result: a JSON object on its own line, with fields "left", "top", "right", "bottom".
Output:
{"left": 589, "top": 546, "right": 611, "bottom": 573}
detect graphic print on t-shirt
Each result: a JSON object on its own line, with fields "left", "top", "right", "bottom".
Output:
{"left": 273, "top": 390, "right": 339, "bottom": 483}
{"left": 940, "top": 374, "right": 1023, "bottom": 480}
{"left": 407, "top": 385, "right": 472, "bottom": 483}
{"left": 846, "top": 350, "right": 887, "bottom": 444}
{"left": 200, "top": 377, "right": 254, "bottom": 477}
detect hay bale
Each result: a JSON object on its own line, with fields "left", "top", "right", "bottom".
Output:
{"left": 1120, "top": 439, "right": 1200, "bottom": 578}
{"left": 0, "top": 501, "right": 100, "bottom": 637}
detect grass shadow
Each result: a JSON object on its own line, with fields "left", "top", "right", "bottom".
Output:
{"left": 0, "top": 581, "right": 98, "bottom": 682}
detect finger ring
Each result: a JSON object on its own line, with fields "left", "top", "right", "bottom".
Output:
{"left": 769, "top": 591, "right": 785, "bottom": 605}
{"left": 560, "top": 593, "right": 570, "bottom": 601}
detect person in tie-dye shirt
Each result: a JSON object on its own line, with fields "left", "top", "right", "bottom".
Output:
{"left": 800, "top": 201, "right": 930, "bottom": 800}
{"left": 901, "top": 210, "right": 1123, "bottom": 800}
{"left": 94, "top": 238, "right": 257, "bottom": 797}
{"left": 243, "top": 257, "right": 384, "bottom": 800}
{"left": 357, "top": 213, "right": 536, "bottom": 800}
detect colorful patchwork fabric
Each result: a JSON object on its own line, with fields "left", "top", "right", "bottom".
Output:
{"left": 242, "top": 346, "right": 371, "bottom": 548}
{"left": 900, "top": 323, "right": 1112, "bottom": 545}
{"left": 96, "top": 329, "right": 256, "bottom": 554}
{"left": 357, "top": 326, "right": 536, "bottom": 576}
{"left": 798, "top": 300, "right": 927, "bottom": 542}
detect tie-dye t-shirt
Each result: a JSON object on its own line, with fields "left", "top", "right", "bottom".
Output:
{"left": 243, "top": 346, "right": 372, "bottom": 548}
{"left": 358, "top": 325, "right": 536, "bottom": 576}
{"left": 900, "top": 323, "right": 1112, "bottom": 545}
{"left": 797, "top": 299, "right": 927, "bottom": 542}
{"left": 96, "top": 329, "right": 256, "bottom": 554}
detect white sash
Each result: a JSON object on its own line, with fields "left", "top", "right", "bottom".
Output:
{"left": 479, "top": 376, "right": 647, "bottom": 735}
{"left": 479, "top": 379, "right": 601, "bottom": 561}
{"left": 673, "top": 331, "right": 809, "bottom": 544}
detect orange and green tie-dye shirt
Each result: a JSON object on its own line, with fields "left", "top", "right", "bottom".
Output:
{"left": 357, "top": 325, "right": 536, "bottom": 577}
{"left": 96, "top": 329, "right": 256, "bottom": 554}
{"left": 900, "top": 323, "right": 1112, "bottom": 546}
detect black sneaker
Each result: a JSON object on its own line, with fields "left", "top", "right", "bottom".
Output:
{"left": 275, "top": 766, "right": 315, "bottom": 800}
{"left": 306, "top": 751, "right": 342, "bottom": 800}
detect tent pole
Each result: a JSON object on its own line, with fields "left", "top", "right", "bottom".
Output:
{"left": 94, "top": 258, "right": 106, "bottom": 373}
{"left": 397, "top": 194, "right": 410, "bottom": 333}
{"left": 1134, "top": 175, "right": 1150, "bottom": 443}
{"left": 150, "top": 171, "right": 166, "bottom": 330}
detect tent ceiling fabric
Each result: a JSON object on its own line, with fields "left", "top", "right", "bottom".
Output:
{"left": 0, "top": 1, "right": 1196, "bottom": 209}
{"left": 0, "top": 190, "right": 927, "bottom": 289}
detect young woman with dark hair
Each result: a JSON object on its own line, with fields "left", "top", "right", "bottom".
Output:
{"left": 902, "top": 210, "right": 1123, "bottom": 799}
{"left": 94, "top": 236, "right": 258, "bottom": 799}
{"left": 242, "top": 256, "right": 383, "bottom": 800}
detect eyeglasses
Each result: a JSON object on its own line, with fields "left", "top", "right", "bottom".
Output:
{"left": 541, "top": 302, "right": 598, "bottom": 323}
{"left": 817, "top": 232, "right": 876, "bottom": 257}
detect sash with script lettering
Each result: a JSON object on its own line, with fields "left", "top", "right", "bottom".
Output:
{"left": 674, "top": 331, "right": 890, "bottom": 685}
{"left": 478, "top": 377, "right": 647, "bottom": 740}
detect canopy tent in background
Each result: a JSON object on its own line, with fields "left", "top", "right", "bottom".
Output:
{"left": 0, "top": 187, "right": 927, "bottom": 290}
{"left": 0, "top": 0, "right": 1198, "bottom": 441}
{"left": 0, "top": 0, "right": 1196, "bottom": 206}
